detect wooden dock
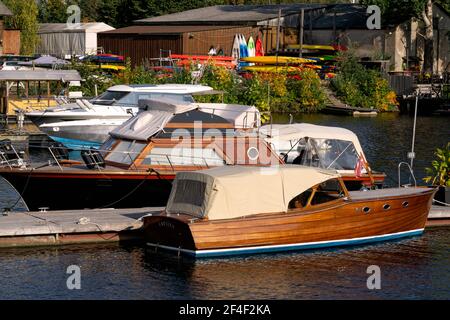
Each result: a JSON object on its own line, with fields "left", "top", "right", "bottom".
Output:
{"left": 0, "top": 205, "right": 447, "bottom": 248}
{"left": 0, "top": 207, "right": 163, "bottom": 248}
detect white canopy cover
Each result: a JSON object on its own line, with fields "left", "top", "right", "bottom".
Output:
{"left": 166, "top": 165, "right": 340, "bottom": 221}
{"left": 259, "top": 123, "right": 364, "bottom": 156}
{"left": 110, "top": 99, "right": 261, "bottom": 141}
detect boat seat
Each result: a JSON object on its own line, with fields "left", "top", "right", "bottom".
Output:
{"left": 81, "top": 149, "right": 106, "bottom": 169}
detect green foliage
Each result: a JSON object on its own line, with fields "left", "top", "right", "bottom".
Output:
{"left": 424, "top": 143, "right": 450, "bottom": 187}
{"left": 331, "top": 51, "right": 398, "bottom": 111}
{"left": 68, "top": 62, "right": 114, "bottom": 97}
{"left": 286, "top": 69, "right": 326, "bottom": 113}
{"left": 38, "top": 0, "right": 68, "bottom": 23}
{"left": 3, "top": 0, "right": 40, "bottom": 55}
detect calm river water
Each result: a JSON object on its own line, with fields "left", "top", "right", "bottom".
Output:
{"left": 0, "top": 114, "right": 448, "bottom": 300}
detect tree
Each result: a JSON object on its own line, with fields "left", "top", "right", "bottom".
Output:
{"left": 362, "top": 0, "right": 450, "bottom": 73}
{"left": 39, "top": 0, "right": 68, "bottom": 23}
{"left": 3, "top": 0, "right": 40, "bottom": 55}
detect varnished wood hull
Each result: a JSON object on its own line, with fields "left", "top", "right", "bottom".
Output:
{"left": 143, "top": 188, "right": 436, "bottom": 258}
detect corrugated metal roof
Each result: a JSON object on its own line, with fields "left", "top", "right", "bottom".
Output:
{"left": 39, "top": 23, "right": 115, "bottom": 34}
{"left": 99, "top": 25, "right": 245, "bottom": 35}
{"left": 135, "top": 4, "right": 326, "bottom": 25}
{"left": 0, "top": 1, "right": 12, "bottom": 16}
{"left": 0, "top": 70, "right": 82, "bottom": 81}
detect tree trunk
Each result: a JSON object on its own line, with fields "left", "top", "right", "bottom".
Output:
{"left": 422, "top": 0, "right": 434, "bottom": 74}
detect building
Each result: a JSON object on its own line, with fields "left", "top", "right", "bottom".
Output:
{"left": 98, "top": 4, "right": 326, "bottom": 66}
{"left": 0, "top": 1, "right": 20, "bottom": 56}
{"left": 37, "top": 23, "right": 115, "bottom": 58}
{"left": 98, "top": 4, "right": 450, "bottom": 74}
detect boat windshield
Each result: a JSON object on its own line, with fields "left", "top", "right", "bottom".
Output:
{"left": 91, "top": 91, "right": 130, "bottom": 106}
{"left": 283, "top": 138, "right": 359, "bottom": 171}
{"left": 91, "top": 91, "right": 195, "bottom": 106}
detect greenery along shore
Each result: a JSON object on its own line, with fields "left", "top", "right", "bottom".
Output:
{"left": 70, "top": 51, "right": 399, "bottom": 120}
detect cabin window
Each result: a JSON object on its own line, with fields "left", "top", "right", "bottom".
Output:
{"left": 173, "top": 179, "right": 207, "bottom": 207}
{"left": 100, "top": 138, "right": 117, "bottom": 157}
{"left": 287, "top": 138, "right": 359, "bottom": 170}
{"left": 116, "top": 92, "right": 195, "bottom": 106}
{"left": 142, "top": 147, "right": 224, "bottom": 167}
{"left": 288, "top": 179, "right": 345, "bottom": 210}
{"left": 105, "top": 140, "right": 146, "bottom": 165}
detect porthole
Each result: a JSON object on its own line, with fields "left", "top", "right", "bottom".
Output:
{"left": 383, "top": 204, "right": 391, "bottom": 211}
{"left": 402, "top": 201, "right": 409, "bottom": 208}
{"left": 247, "top": 147, "right": 260, "bottom": 161}
{"left": 363, "top": 207, "right": 371, "bottom": 214}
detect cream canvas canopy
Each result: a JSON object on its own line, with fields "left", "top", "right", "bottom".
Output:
{"left": 259, "top": 123, "right": 364, "bottom": 156}
{"left": 166, "top": 165, "right": 340, "bottom": 221}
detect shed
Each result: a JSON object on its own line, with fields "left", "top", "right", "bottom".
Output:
{"left": 98, "top": 4, "right": 326, "bottom": 66}
{"left": 0, "top": 1, "right": 18, "bottom": 56}
{"left": 38, "top": 23, "right": 115, "bottom": 58}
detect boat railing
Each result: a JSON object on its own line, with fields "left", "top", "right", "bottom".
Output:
{"left": 0, "top": 140, "right": 25, "bottom": 169}
{"left": 27, "top": 144, "right": 222, "bottom": 172}
{"left": 398, "top": 162, "right": 417, "bottom": 188}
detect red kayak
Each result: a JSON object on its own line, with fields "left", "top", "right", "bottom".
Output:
{"left": 170, "top": 54, "right": 234, "bottom": 62}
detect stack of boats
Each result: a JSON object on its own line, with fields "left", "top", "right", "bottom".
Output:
{"left": 0, "top": 85, "right": 437, "bottom": 258}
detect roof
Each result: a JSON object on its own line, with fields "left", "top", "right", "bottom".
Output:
{"left": 0, "top": 1, "right": 12, "bottom": 16}
{"left": 304, "top": 4, "right": 370, "bottom": 30}
{"left": 259, "top": 123, "right": 364, "bottom": 156}
{"left": 166, "top": 165, "right": 340, "bottom": 220}
{"left": 39, "top": 23, "right": 115, "bottom": 34}
{"left": 99, "top": 25, "right": 245, "bottom": 35}
{"left": 108, "top": 84, "right": 213, "bottom": 94}
{"left": 20, "top": 56, "right": 69, "bottom": 66}
{"left": 135, "top": 4, "right": 326, "bottom": 26}
{"left": 0, "top": 70, "right": 81, "bottom": 81}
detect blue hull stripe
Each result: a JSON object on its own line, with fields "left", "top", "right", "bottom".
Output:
{"left": 50, "top": 136, "right": 102, "bottom": 150}
{"left": 147, "top": 229, "right": 424, "bottom": 258}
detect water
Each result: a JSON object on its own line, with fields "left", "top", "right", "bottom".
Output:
{"left": 0, "top": 114, "right": 449, "bottom": 300}
{"left": 0, "top": 228, "right": 448, "bottom": 300}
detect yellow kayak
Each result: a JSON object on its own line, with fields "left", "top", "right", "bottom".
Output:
{"left": 242, "top": 65, "right": 304, "bottom": 73}
{"left": 241, "top": 56, "right": 316, "bottom": 65}
{"left": 287, "top": 44, "right": 336, "bottom": 51}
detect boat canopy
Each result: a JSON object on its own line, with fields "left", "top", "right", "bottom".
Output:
{"left": 194, "top": 103, "right": 261, "bottom": 129}
{"left": 110, "top": 99, "right": 261, "bottom": 141}
{"left": 259, "top": 123, "right": 364, "bottom": 156}
{"left": 110, "top": 100, "right": 197, "bottom": 141}
{"left": 166, "top": 165, "right": 339, "bottom": 221}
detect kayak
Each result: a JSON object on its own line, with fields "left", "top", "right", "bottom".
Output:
{"left": 170, "top": 54, "right": 234, "bottom": 62}
{"left": 175, "top": 59, "right": 236, "bottom": 68}
{"left": 287, "top": 44, "right": 336, "bottom": 51}
{"left": 241, "top": 56, "right": 316, "bottom": 64}
{"left": 241, "top": 65, "right": 304, "bottom": 73}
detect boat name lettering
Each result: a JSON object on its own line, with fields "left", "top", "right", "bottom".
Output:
{"left": 158, "top": 220, "right": 175, "bottom": 229}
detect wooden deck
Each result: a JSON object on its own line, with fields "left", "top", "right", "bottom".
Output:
{"left": 0, "top": 205, "right": 447, "bottom": 248}
{"left": 0, "top": 207, "right": 163, "bottom": 248}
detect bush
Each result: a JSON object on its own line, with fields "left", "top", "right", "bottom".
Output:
{"left": 331, "top": 51, "right": 399, "bottom": 111}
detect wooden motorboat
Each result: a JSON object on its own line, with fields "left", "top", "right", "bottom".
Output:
{"left": 142, "top": 165, "right": 436, "bottom": 258}
{"left": 0, "top": 103, "right": 277, "bottom": 211}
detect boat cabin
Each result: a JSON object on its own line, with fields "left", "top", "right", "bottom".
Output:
{"left": 98, "top": 100, "right": 279, "bottom": 171}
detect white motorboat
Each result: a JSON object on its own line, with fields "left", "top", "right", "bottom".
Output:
{"left": 25, "top": 84, "right": 214, "bottom": 127}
